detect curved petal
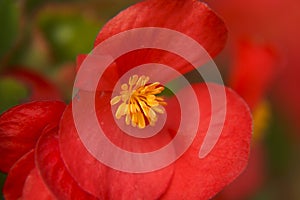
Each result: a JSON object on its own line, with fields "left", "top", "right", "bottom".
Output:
{"left": 59, "top": 104, "right": 174, "bottom": 199}
{"left": 0, "top": 101, "right": 66, "bottom": 172}
{"left": 161, "top": 83, "right": 252, "bottom": 199}
{"left": 21, "top": 168, "right": 55, "bottom": 200}
{"left": 216, "top": 143, "right": 266, "bottom": 200}
{"left": 76, "top": 54, "right": 87, "bottom": 73}
{"left": 94, "top": 0, "right": 227, "bottom": 73}
{"left": 95, "top": 0, "right": 227, "bottom": 56}
{"left": 3, "top": 150, "right": 35, "bottom": 200}
{"left": 35, "top": 125, "right": 97, "bottom": 200}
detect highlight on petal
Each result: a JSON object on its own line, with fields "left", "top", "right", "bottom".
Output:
{"left": 35, "top": 124, "right": 97, "bottom": 200}
{"left": 59, "top": 104, "right": 174, "bottom": 199}
{"left": 161, "top": 83, "right": 252, "bottom": 199}
{"left": 3, "top": 150, "right": 35, "bottom": 200}
{"left": 0, "top": 101, "right": 66, "bottom": 172}
{"left": 95, "top": 0, "right": 227, "bottom": 58}
{"left": 21, "top": 168, "right": 55, "bottom": 200}
{"left": 229, "top": 39, "right": 278, "bottom": 110}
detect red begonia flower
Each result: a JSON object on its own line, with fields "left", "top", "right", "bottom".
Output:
{"left": 35, "top": 125, "right": 98, "bottom": 200}
{"left": 59, "top": 82, "right": 251, "bottom": 199}
{"left": 56, "top": 0, "right": 252, "bottom": 199}
{"left": 4, "top": 68, "right": 62, "bottom": 101}
{"left": 0, "top": 0, "right": 253, "bottom": 199}
{"left": 0, "top": 101, "right": 66, "bottom": 172}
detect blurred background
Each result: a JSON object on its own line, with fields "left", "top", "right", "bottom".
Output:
{"left": 0, "top": 0, "right": 299, "bottom": 199}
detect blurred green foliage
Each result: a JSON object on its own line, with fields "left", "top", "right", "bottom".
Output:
{"left": 0, "top": 172, "right": 5, "bottom": 199}
{"left": 0, "top": 78, "right": 28, "bottom": 113}
{"left": 38, "top": 11, "right": 101, "bottom": 62}
{"left": 0, "top": 0, "right": 19, "bottom": 60}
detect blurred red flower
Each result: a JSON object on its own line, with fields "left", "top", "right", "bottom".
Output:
{"left": 206, "top": 0, "right": 300, "bottom": 136}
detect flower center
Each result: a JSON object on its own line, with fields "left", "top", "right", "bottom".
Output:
{"left": 110, "top": 75, "right": 166, "bottom": 129}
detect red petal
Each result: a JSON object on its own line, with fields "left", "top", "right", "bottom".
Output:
{"left": 3, "top": 150, "right": 35, "bottom": 200}
{"left": 5, "top": 69, "right": 62, "bottom": 101}
{"left": 216, "top": 143, "right": 266, "bottom": 200}
{"left": 229, "top": 39, "right": 278, "bottom": 110}
{"left": 94, "top": 0, "right": 227, "bottom": 58}
{"left": 35, "top": 125, "right": 97, "bottom": 200}
{"left": 0, "top": 101, "right": 66, "bottom": 172}
{"left": 161, "top": 83, "right": 252, "bottom": 199}
{"left": 76, "top": 54, "right": 87, "bottom": 73}
{"left": 59, "top": 105, "right": 174, "bottom": 199}
{"left": 21, "top": 168, "right": 55, "bottom": 200}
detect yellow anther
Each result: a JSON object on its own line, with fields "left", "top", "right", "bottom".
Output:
{"left": 111, "top": 75, "right": 166, "bottom": 129}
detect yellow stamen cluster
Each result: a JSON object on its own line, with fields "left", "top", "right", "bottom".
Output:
{"left": 110, "top": 75, "right": 166, "bottom": 129}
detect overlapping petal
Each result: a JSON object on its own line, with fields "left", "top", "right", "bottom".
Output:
{"left": 0, "top": 101, "right": 66, "bottom": 172}
{"left": 21, "top": 168, "right": 54, "bottom": 200}
{"left": 59, "top": 104, "right": 174, "bottom": 199}
{"left": 161, "top": 83, "right": 252, "bottom": 199}
{"left": 35, "top": 125, "right": 97, "bottom": 200}
{"left": 57, "top": 82, "right": 252, "bottom": 199}
{"left": 3, "top": 149, "right": 54, "bottom": 200}
{"left": 3, "top": 150, "right": 35, "bottom": 200}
